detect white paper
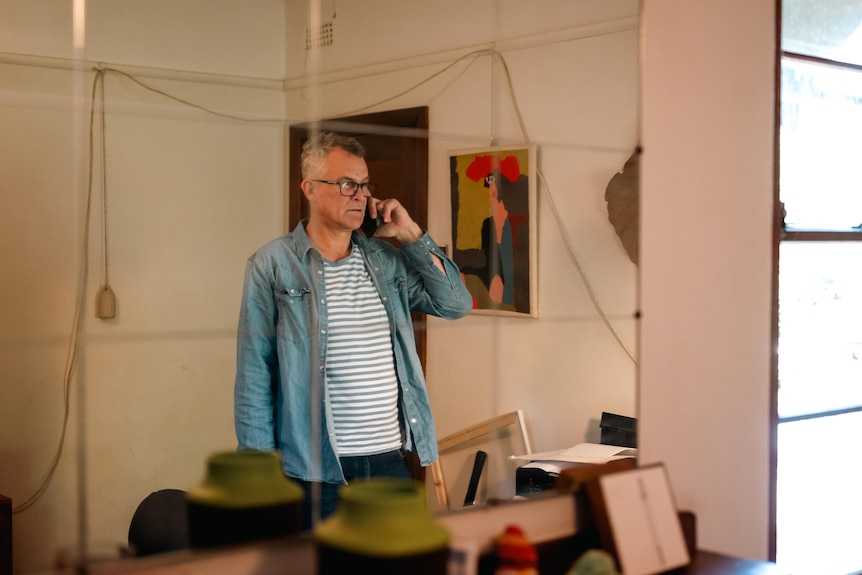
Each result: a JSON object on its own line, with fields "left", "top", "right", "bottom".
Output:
{"left": 510, "top": 443, "right": 637, "bottom": 464}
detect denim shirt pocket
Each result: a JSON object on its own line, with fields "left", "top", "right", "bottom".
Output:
{"left": 383, "top": 275, "right": 409, "bottom": 322}
{"left": 275, "top": 285, "right": 313, "bottom": 343}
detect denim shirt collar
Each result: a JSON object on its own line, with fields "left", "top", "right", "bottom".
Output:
{"left": 290, "top": 219, "right": 384, "bottom": 260}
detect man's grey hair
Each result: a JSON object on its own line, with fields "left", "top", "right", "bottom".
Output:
{"left": 300, "top": 131, "right": 366, "bottom": 179}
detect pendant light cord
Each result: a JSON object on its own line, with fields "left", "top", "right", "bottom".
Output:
{"left": 98, "top": 69, "right": 110, "bottom": 290}
{"left": 13, "top": 70, "right": 105, "bottom": 514}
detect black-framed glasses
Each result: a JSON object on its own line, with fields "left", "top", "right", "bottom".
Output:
{"left": 310, "top": 179, "right": 376, "bottom": 197}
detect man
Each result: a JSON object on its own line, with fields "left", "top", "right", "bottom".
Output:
{"left": 234, "top": 131, "right": 472, "bottom": 529}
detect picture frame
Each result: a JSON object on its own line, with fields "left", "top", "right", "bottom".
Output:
{"left": 585, "top": 463, "right": 691, "bottom": 575}
{"left": 449, "top": 145, "right": 538, "bottom": 317}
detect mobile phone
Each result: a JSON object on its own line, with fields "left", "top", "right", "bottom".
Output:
{"left": 361, "top": 208, "right": 381, "bottom": 237}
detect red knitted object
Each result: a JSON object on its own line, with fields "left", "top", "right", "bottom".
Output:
{"left": 496, "top": 524, "right": 538, "bottom": 567}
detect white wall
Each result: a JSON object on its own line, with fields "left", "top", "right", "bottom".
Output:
{"left": 0, "top": 1, "right": 639, "bottom": 572}
{"left": 639, "top": 0, "right": 776, "bottom": 561}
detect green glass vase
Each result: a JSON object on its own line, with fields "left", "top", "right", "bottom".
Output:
{"left": 314, "top": 478, "right": 450, "bottom": 574}
{"left": 186, "top": 450, "right": 303, "bottom": 548}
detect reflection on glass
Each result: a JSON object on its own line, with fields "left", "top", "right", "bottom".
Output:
{"left": 778, "top": 242, "right": 862, "bottom": 419}
{"left": 0, "top": 1, "right": 640, "bottom": 571}
{"left": 782, "top": 0, "right": 862, "bottom": 66}
{"left": 780, "top": 59, "right": 862, "bottom": 230}
{"left": 776, "top": 411, "right": 862, "bottom": 575}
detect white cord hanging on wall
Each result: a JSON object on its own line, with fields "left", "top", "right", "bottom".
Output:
{"left": 92, "top": 66, "right": 116, "bottom": 319}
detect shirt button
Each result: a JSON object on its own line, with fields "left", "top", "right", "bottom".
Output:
{"left": 318, "top": 270, "right": 323, "bottom": 275}
{"left": 321, "top": 299, "right": 325, "bottom": 304}
{"left": 382, "top": 296, "right": 388, "bottom": 301}
{"left": 410, "top": 418, "right": 417, "bottom": 424}
{"left": 321, "top": 329, "right": 326, "bottom": 334}
{"left": 319, "top": 365, "right": 325, "bottom": 371}
{"left": 289, "top": 288, "right": 295, "bottom": 294}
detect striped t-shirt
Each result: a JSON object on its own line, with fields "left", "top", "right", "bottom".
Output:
{"left": 323, "top": 245, "right": 402, "bottom": 456}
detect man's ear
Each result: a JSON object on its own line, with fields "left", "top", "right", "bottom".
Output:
{"left": 301, "top": 179, "right": 314, "bottom": 200}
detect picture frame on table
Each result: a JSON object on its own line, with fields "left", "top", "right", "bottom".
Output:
{"left": 585, "top": 463, "right": 691, "bottom": 575}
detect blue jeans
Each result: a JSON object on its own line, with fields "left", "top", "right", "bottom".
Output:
{"left": 293, "top": 449, "right": 412, "bottom": 531}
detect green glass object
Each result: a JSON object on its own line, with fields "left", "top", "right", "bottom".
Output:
{"left": 186, "top": 450, "right": 303, "bottom": 548}
{"left": 566, "top": 549, "right": 620, "bottom": 575}
{"left": 315, "top": 478, "right": 450, "bottom": 574}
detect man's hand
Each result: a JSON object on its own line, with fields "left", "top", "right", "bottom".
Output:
{"left": 368, "top": 197, "right": 423, "bottom": 244}
{"left": 368, "top": 197, "right": 447, "bottom": 274}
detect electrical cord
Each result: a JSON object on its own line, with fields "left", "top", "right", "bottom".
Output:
{"left": 95, "top": 67, "right": 117, "bottom": 320}
{"left": 97, "top": 48, "right": 639, "bottom": 373}
{"left": 99, "top": 66, "right": 284, "bottom": 123}
{"left": 335, "top": 48, "right": 496, "bottom": 117}
{"left": 101, "top": 54, "right": 637, "bottom": 366}
{"left": 12, "top": 70, "right": 103, "bottom": 515}
{"left": 493, "top": 50, "right": 638, "bottom": 366}
{"left": 13, "top": 45, "right": 635, "bottom": 513}
{"left": 13, "top": 65, "right": 282, "bottom": 514}
{"left": 329, "top": 48, "right": 637, "bottom": 365}
{"left": 99, "top": 70, "right": 108, "bottom": 289}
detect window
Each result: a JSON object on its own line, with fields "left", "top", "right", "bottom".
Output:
{"left": 777, "top": 2, "right": 862, "bottom": 574}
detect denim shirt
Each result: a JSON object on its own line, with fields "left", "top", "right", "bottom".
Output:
{"left": 234, "top": 221, "right": 472, "bottom": 483}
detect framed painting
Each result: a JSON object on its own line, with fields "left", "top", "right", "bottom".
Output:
{"left": 449, "top": 145, "right": 537, "bottom": 317}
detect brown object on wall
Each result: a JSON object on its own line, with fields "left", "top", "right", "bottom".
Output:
{"left": 605, "top": 150, "right": 639, "bottom": 265}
